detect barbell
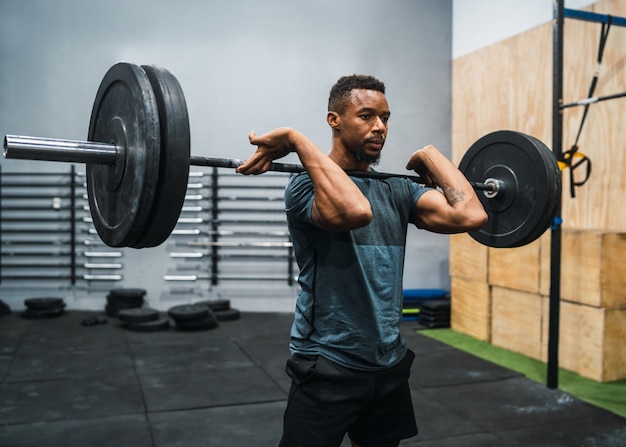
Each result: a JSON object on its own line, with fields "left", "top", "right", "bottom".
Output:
{"left": 2, "top": 62, "right": 561, "bottom": 249}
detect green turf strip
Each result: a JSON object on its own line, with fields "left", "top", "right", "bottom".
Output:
{"left": 419, "top": 328, "right": 626, "bottom": 419}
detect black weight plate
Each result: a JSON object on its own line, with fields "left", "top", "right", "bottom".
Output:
{"left": 130, "top": 65, "right": 190, "bottom": 248}
{"left": 24, "top": 297, "right": 65, "bottom": 310}
{"left": 106, "top": 298, "right": 143, "bottom": 309}
{"left": 458, "top": 130, "right": 561, "bottom": 248}
{"left": 107, "top": 294, "right": 144, "bottom": 308}
{"left": 22, "top": 306, "right": 66, "bottom": 319}
{"left": 168, "top": 304, "right": 211, "bottom": 321}
{"left": 125, "top": 318, "right": 170, "bottom": 332}
{"left": 214, "top": 308, "right": 241, "bottom": 322}
{"left": 87, "top": 62, "right": 161, "bottom": 247}
{"left": 195, "top": 299, "right": 231, "bottom": 312}
{"left": 108, "top": 288, "right": 147, "bottom": 298}
{"left": 105, "top": 304, "right": 123, "bottom": 318}
{"left": 175, "top": 316, "right": 219, "bottom": 331}
{"left": 118, "top": 307, "right": 160, "bottom": 323}
{"left": 513, "top": 134, "right": 562, "bottom": 247}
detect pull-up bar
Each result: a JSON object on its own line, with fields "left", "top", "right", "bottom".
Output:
{"left": 564, "top": 8, "right": 626, "bottom": 27}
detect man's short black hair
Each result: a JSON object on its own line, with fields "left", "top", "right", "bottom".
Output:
{"left": 328, "top": 75, "right": 385, "bottom": 114}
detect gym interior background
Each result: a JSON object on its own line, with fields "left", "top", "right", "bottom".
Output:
{"left": 0, "top": 0, "right": 458, "bottom": 312}
{"left": 1, "top": 0, "right": 624, "bottom": 384}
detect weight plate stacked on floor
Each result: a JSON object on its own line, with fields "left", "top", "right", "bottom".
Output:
{"left": 105, "top": 288, "right": 146, "bottom": 317}
{"left": 168, "top": 303, "right": 219, "bottom": 331}
{"left": 418, "top": 300, "right": 451, "bottom": 329}
{"left": 118, "top": 307, "right": 170, "bottom": 332}
{"left": 194, "top": 299, "right": 240, "bottom": 322}
{"left": 22, "top": 297, "right": 66, "bottom": 319}
{"left": 214, "top": 308, "right": 241, "bottom": 322}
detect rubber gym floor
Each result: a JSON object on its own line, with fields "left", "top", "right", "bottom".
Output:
{"left": 1, "top": 310, "right": 625, "bottom": 446}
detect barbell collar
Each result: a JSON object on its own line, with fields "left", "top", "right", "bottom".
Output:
{"left": 482, "top": 178, "right": 504, "bottom": 199}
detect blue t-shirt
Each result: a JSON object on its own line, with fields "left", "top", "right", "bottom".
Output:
{"left": 284, "top": 172, "right": 429, "bottom": 371}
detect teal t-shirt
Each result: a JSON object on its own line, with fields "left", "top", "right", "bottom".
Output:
{"left": 284, "top": 172, "right": 429, "bottom": 371}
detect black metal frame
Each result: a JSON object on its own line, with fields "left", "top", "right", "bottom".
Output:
{"left": 549, "top": 1, "right": 626, "bottom": 389}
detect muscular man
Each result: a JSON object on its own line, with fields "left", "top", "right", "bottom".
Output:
{"left": 237, "top": 75, "right": 487, "bottom": 447}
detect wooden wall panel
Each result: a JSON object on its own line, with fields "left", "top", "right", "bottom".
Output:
{"left": 453, "top": 0, "right": 626, "bottom": 232}
{"left": 449, "top": 233, "right": 487, "bottom": 282}
{"left": 491, "top": 287, "right": 543, "bottom": 360}
{"left": 450, "top": 276, "right": 491, "bottom": 341}
{"left": 488, "top": 241, "right": 541, "bottom": 293}
{"left": 451, "top": 0, "right": 626, "bottom": 381}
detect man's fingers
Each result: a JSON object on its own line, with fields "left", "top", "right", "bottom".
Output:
{"left": 248, "top": 130, "right": 258, "bottom": 145}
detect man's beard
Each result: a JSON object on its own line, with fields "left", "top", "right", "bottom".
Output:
{"left": 354, "top": 149, "right": 381, "bottom": 166}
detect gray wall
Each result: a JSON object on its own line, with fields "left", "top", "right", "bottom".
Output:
{"left": 0, "top": 0, "right": 452, "bottom": 312}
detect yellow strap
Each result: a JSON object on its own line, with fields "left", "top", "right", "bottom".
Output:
{"left": 558, "top": 151, "right": 588, "bottom": 171}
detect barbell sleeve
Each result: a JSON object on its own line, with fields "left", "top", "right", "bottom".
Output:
{"left": 4, "top": 135, "right": 118, "bottom": 164}
{"left": 4, "top": 134, "right": 494, "bottom": 192}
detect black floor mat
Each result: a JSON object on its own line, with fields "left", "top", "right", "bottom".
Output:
{"left": 0, "top": 311, "right": 624, "bottom": 446}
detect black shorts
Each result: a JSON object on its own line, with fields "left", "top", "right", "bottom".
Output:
{"left": 279, "top": 349, "right": 418, "bottom": 447}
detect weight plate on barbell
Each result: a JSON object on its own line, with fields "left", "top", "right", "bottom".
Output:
{"left": 87, "top": 62, "right": 161, "bottom": 247}
{"left": 458, "top": 130, "right": 561, "bottom": 248}
{"left": 130, "top": 65, "right": 191, "bottom": 248}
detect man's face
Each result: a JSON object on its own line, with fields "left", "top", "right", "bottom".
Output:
{"left": 337, "top": 89, "right": 390, "bottom": 165}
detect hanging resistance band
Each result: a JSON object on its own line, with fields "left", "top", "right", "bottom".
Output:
{"left": 562, "top": 15, "right": 613, "bottom": 197}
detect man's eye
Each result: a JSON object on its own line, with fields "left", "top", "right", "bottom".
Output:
{"left": 360, "top": 114, "right": 370, "bottom": 120}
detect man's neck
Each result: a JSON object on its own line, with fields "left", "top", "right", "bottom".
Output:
{"left": 328, "top": 145, "right": 370, "bottom": 172}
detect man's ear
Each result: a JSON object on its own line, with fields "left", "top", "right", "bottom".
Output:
{"left": 327, "top": 111, "right": 340, "bottom": 129}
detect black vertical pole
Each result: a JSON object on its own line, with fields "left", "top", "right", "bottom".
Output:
{"left": 70, "top": 165, "right": 76, "bottom": 285}
{"left": 210, "top": 167, "right": 219, "bottom": 286}
{"left": 548, "top": 0, "right": 565, "bottom": 389}
{"left": 0, "top": 165, "right": 2, "bottom": 284}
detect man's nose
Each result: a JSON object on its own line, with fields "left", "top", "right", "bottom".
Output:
{"left": 373, "top": 117, "right": 386, "bottom": 132}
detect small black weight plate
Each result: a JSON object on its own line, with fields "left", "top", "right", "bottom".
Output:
{"left": 175, "top": 316, "right": 219, "bottom": 331}
{"left": 22, "top": 306, "right": 66, "bottom": 319}
{"left": 0, "top": 300, "right": 11, "bottom": 314}
{"left": 24, "top": 297, "right": 65, "bottom": 310}
{"left": 108, "top": 288, "right": 147, "bottom": 298}
{"left": 105, "top": 303, "right": 123, "bottom": 318}
{"left": 107, "top": 294, "right": 144, "bottom": 308}
{"left": 125, "top": 318, "right": 170, "bottom": 332}
{"left": 168, "top": 304, "right": 211, "bottom": 321}
{"left": 214, "top": 308, "right": 241, "bottom": 322}
{"left": 419, "top": 300, "right": 451, "bottom": 311}
{"left": 195, "top": 299, "right": 231, "bottom": 312}
{"left": 130, "top": 65, "right": 190, "bottom": 248}
{"left": 87, "top": 62, "right": 161, "bottom": 247}
{"left": 458, "top": 130, "right": 561, "bottom": 248}
{"left": 118, "top": 307, "right": 159, "bottom": 323}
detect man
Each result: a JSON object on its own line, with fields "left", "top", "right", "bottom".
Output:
{"left": 237, "top": 75, "right": 487, "bottom": 447}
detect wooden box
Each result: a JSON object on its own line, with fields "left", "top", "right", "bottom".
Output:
{"left": 491, "top": 286, "right": 543, "bottom": 360}
{"left": 450, "top": 276, "right": 491, "bottom": 341}
{"left": 449, "top": 233, "right": 487, "bottom": 282}
{"left": 542, "top": 299, "right": 626, "bottom": 382}
{"left": 488, "top": 239, "right": 542, "bottom": 294}
{"left": 560, "top": 230, "right": 626, "bottom": 308}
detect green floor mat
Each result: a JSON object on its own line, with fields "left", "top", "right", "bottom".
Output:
{"left": 419, "top": 328, "right": 626, "bottom": 419}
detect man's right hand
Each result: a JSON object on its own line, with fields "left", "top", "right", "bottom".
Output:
{"left": 236, "top": 128, "right": 296, "bottom": 175}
